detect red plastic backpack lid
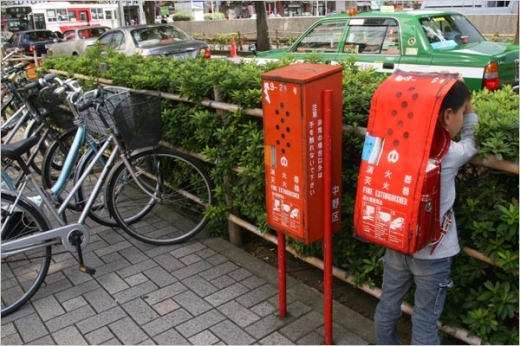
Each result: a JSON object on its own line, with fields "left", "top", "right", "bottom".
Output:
{"left": 429, "top": 122, "right": 451, "bottom": 160}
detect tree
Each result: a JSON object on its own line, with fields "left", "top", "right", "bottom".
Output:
{"left": 226, "top": 1, "right": 270, "bottom": 51}
{"left": 144, "top": 1, "right": 156, "bottom": 24}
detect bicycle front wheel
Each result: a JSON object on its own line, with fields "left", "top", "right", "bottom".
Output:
{"left": 106, "top": 148, "right": 214, "bottom": 245}
{"left": 1, "top": 190, "right": 52, "bottom": 317}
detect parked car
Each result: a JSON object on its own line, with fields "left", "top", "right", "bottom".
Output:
{"left": 249, "top": 10, "right": 519, "bottom": 91}
{"left": 89, "top": 24, "right": 211, "bottom": 59}
{"left": 46, "top": 26, "right": 111, "bottom": 56}
{"left": 6, "top": 30, "right": 59, "bottom": 56}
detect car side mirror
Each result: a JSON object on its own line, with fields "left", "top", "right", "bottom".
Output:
{"left": 249, "top": 43, "right": 257, "bottom": 55}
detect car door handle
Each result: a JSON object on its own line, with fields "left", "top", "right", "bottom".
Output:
{"left": 383, "top": 63, "right": 394, "bottom": 69}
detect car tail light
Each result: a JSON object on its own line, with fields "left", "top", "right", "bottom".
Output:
{"left": 483, "top": 62, "right": 500, "bottom": 91}
{"left": 200, "top": 48, "right": 211, "bottom": 59}
{"left": 28, "top": 45, "right": 35, "bottom": 52}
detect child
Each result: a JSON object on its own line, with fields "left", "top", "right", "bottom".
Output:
{"left": 373, "top": 79, "right": 479, "bottom": 345}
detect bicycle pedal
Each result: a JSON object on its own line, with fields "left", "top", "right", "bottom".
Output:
{"left": 79, "top": 266, "right": 96, "bottom": 275}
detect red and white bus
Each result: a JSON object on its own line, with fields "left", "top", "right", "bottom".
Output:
{"left": 1, "top": 1, "right": 119, "bottom": 34}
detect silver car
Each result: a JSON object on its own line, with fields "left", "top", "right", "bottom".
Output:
{"left": 47, "top": 26, "right": 111, "bottom": 56}
{"left": 93, "top": 24, "right": 211, "bottom": 59}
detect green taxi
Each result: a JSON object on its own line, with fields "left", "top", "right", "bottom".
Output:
{"left": 249, "top": 10, "right": 519, "bottom": 91}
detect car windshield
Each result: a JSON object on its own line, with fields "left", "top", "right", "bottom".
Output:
{"left": 79, "top": 27, "right": 110, "bottom": 39}
{"left": 419, "top": 13, "right": 484, "bottom": 49}
{"left": 23, "top": 31, "right": 54, "bottom": 41}
{"left": 132, "top": 26, "right": 191, "bottom": 47}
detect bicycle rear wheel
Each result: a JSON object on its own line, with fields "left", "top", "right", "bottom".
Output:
{"left": 1, "top": 190, "right": 52, "bottom": 317}
{"left": 106, "top": 147, "right": 214, "bottom": 245}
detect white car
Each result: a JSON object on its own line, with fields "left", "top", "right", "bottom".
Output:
{"left": 47, "top": 26, "right": 111, "bottom": 56}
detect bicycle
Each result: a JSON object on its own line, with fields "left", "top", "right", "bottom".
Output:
{"left": 1, "top": 78, "right": 214, "bottom": 316}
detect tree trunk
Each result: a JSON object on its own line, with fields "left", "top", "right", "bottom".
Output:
{"left": 144, "top": 1, "right": 156, "bottom": 25}
{"left": 255, "top": 2, "right": 270, "bottom": 51}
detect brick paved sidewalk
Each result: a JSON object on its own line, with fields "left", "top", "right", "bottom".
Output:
{"left": 2, "top": 216, "right": 375, "bottom": 345}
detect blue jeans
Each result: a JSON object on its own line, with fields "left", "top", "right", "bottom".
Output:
{"left": 374, "top": 249, "right": 453, "bottom": 345}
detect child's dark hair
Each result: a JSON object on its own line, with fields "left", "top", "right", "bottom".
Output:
{"left": 440, "top": 79, "right": 471, "bottom": 112}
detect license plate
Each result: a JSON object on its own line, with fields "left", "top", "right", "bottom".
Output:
{"left": 171, "top": 52, "right": 190, "bottom": 59}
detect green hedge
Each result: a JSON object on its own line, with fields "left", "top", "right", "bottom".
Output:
{"left": 40, "top": 47, "right": 519, "bottom": 344}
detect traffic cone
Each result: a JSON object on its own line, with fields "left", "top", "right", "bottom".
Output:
{"left": 230, "top": 37, "right": 237, "bottom": 57}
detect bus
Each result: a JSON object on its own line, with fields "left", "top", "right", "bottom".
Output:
{"left": 1, "top": 1, "right": 119, "bottom": 34}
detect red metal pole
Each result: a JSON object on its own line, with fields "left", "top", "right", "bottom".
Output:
{"left": 278, "top": 231, "right": 287, "bottom": 317}
{"left": 323, "top": 89, "right": 333, "bottom": 345}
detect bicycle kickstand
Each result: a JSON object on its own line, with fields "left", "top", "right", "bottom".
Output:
{"left": 68, "top": 230, "right": 96, "bottom": 275}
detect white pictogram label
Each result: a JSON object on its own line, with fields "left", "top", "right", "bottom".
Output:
{"left": 387, "top": 149, "right": 399, "bottom": 163}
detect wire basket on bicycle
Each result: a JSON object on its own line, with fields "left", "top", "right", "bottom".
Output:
{"left": 81, "top": 86, "right": 162, "bottom": 150}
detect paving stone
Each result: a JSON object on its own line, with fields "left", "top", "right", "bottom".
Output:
{"left": 240, "top": 275, "right": 267, "bottom": 290}
{"left": 179, "top": 253, "right": 203, "bottom": 265}
{"left": 93, "top": 258, "right": 132, "bottom": 277}
{"left": 210, "top": 274, "right": 236, "bottom": 289}
{"left": 109, "top": 316, "right": 148, "bottom": 345}
{"left": 244, "top": 314, "right": 288, "bottom": 340}
{"left": 125, "top": 273, "right": 149, "bottom": 286}
{"left": 144, "top": 244, "right": 181, "bottom": 259}
{"left": 46, "top": 258, "right": 79, "bottom": 276}
{"left": 175, "top": 309, "right": 226, "bottom": 338}
{"left": 62, "top": 296, "right": 88, "bottom": 312}
{"left": 51, "top": 326, "right": 88, "bottom": 345}
{"left": 142, "top": 281, "right": 188, "bottom": 306}
{"left": 62, "top": 266, "right": 95, "bottom": 286}
{"left": 169, "top": 242, "right": 207, "bottom": 258}
{"left": 181, "top": 275, "right": 218, "bottom": 298}
{"left": 54, "top": 279, "right": 101, "bottom": 303}
{"left": 228, "top": 268, "right": 253, "bottom": 282}
{"left": 118, "top": 246, "right": 150, "bottom": 264}
{"left": 45, "top": 305, "right": 96, "bottom": 333}
{"left": 235, "top": 284, "right": 278, "bottom": 308}
{"left": 279, "top": 311, "right": 324, "bottom": 341}
{"left": 149, "top": 252, "right": 185, "bottom": 273}
{"left": 97, "top": 272, "right": 130, "bottom": 294}
{"left": 112, "top": 280, "right": 158, "bottom": 304}
{"left": 205, "top": 253, "right": 228, "bottom": 266}
{"left": 153, "top": 328, "right": 189, "bottom": 345}
{"left": 25, "top": 335, "right": 56, "bottom": 345}
{"left": 122, "top": 298, "right": 160, "bottom": 325}
{"left": 94, "top": 240, "right": 133, "bottom": 258}
{"left": 143, "top": 266, "right": 177, "bottom": 288}
{"left": 2, "top": 333, "right": 23, "bottom": 345}
{"left": 76, "top": 306, "right": 127, "bottom": 334}
{"left": 210, "top": 319, "right": 255, "bottom": 345}
{"left": 15, "top": 313, "right": 49, "bottom": 343}
{"left": 259, "top": 331, "right": 294, "bottom": 345}
{"left": 250, "top": 301, "right": 277, "bottom": 317}
{"left": 116, "top": 259, "right": 158, "bottom": 279}
{"left": 43, "top": 271, "right": 67, "bottom": 285}
{"left": 188, "top": 330, "right": 220, "bottom": 345}
{"left": 152, "top": 298, "right": 180, "bottom": 315}
{"left": 173, "top": 290, "right": 213, "bottom": 316}
{"left": 32, "top": 279, "right": 73, "bottom": 302}
{"left": 200, "top": 261, "right": 240, "bottom": 281}
{"left": 96, "top": 230, "right": 127, "bottom": 245}
{"left": 171, "top": 260, "right": 213, "bottom": 280}
{"left": 297, "top": 331, "right": 324, "bottom": 345}
{"left": 141, "top": 308, "right": 192, "bottom": 336}
{"left": 1, "top": 322, "right": 16, "bottom": 336}
{"left": 217, "top": 300, "right": 260, "bottom": 328}
{"left": 100, "top": 252, "right": 124, "bottom": 264}
{"left": 100, "top": 337, "right": 121, "bottom": 345}
{"left": 137, "top": 338, "right": 155, "bottom": 345}
{"left": 83, "top": 288, "right": 118, "bottom": 313}
{"left": 84, "top": 327, "right": 115, "bottom": 345}
{"left": 195, "top": 247, "right": 217, "bottom": 259}
{"left": 286, "top": 300, "right": 313, "bottom": 318}
{"left": 0, "top": 303, "right": 35, "bottom": 324}
{"left": 205, "top": 282, "right": 250, "bottom": 307}
{"left": 32, "top": 295, "right": 65, "bottom": 322}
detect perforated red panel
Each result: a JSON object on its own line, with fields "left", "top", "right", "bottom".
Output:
{"left": 354, "top": 71, "right": 458, "bottom": 254}
{"left": 262, "top": 64, "right": 343, "bottom": 244}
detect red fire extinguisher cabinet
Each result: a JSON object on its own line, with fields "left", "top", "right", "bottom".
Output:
{"left": 262, "top": 63, "right": 343, "bottom": 244}
{"left": 354, "top": 70, "right": 459, "bottom": 255}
